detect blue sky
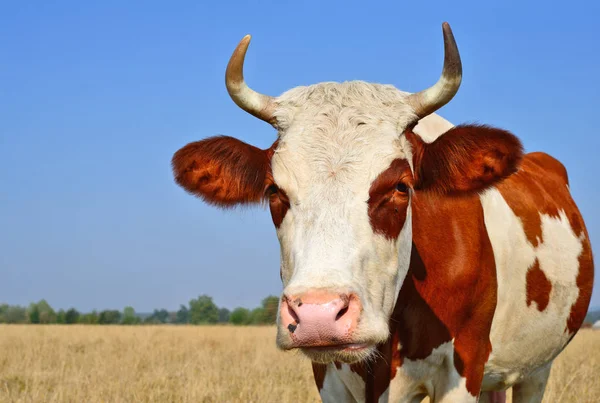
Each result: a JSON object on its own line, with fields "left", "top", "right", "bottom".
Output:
{"left": 1, "top": 1, "right": 599, "bottom": 312}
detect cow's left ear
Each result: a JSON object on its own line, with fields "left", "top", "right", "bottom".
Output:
{"left": 406, "top": 124, "right": 524, "bottom": 194}
{"left": 171, "top": 136, "right": 273, "bottom": 207}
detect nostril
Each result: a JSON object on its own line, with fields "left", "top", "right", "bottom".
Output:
{"left": 287, "top": 303, "right": 300, "bottom": 324}
{"left": 335, "top": 306, "right": 349, "bottom": 321}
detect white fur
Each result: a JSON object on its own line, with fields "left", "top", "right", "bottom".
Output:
{"left": 378, "top": 387, "right": 390, "bottom": 403}
{"left": 412, "top": 113, "right": 454, "bottom": 143}
{"left": 320, "top": 363, "right": 366, "bottom": 403}
{"left": 434, "top": 377, "right": 476, "bottom": 403}
{"left": 387, "top": 341, "right": 477, "bottom": 402}
{"left": 480, "top": 187, "right": 584, "bottom": 390}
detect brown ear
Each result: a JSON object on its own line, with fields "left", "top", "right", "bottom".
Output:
{"left": 171, "top": 136, "right": 272, "bottom": 207}
{"left": 406, "top": 124, "right": 524, "bottom": 194}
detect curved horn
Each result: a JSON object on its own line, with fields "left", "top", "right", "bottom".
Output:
{"left": 225, "top": 35, "right": 276, "bottom": 124}
{"left": 406, "top": 22, "right": 462, "bottom": 119}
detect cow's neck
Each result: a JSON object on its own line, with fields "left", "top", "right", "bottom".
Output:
{"left": 312, "top": 191, "right": 499, "bottom": 402}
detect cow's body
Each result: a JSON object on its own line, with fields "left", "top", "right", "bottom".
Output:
{"left": 171, "top": 24, "right": 594, "bottom": 402}
{"left": 311, "top": 119, "right": 594, "bottom": 402}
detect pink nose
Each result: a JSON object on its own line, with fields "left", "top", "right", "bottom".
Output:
{"left": 280, "top": 291, "right": 361, "bottom": 347}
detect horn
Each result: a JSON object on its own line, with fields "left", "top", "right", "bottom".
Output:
{"left": 406, "top": 22, "right": 462, "bottom": 119}
{"left": 225, "top": 35, "right": 276, "bottom": 124}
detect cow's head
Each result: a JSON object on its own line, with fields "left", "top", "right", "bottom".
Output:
{"left": 172, "top": 23, "right": 523, "bottom": 364}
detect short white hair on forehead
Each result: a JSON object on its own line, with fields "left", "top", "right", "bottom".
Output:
{"left": 273, "top": 81, "right": 418, "bottom": 133}
{"left": 270, "top": 81, "right": 454, "bottom": 179}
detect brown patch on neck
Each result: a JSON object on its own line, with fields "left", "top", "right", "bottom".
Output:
{"left": 364, "top": 351, "right": 393, "bottom": 403}
{"left": 311, "top": 363, "right": 327, "bottom": 392}
{"left": 347, "top": 344, "right": 394, "bottom": 403}
{"left": 313, "top": 357, "right": 393, "bottom": 402}
{"left": 390, "top": 330, "right": 402, "bottom": 380}
{"left": 525, "top": 259, "right": 552, "bottom": 311}
{"left": 391, "top": 191, "right": 497, "bottom": 396}
{"left": 392, "top": 244, "right": 452, "bottom": 360}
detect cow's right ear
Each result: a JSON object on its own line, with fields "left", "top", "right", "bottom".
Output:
{"left": 171, "top": 136, "right": 272, "bottom": 207}
{"left": 406, "top": 124, "right": 523, "bottom": 194}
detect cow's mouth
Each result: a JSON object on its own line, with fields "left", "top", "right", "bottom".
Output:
{"left": 304, "top": 342, "right": 370, "bottom": 352}
{"left": 299, "top": 342, "right": 376, "bottom": 364}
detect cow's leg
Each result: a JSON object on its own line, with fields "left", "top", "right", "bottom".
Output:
{"left": 478, "top": 391, "right": 507, "bottom": 403}
{"left": 511, "top": 363, "right": 552, "bottom": 403}
{"left": 312, "top": 363, "right": 364, "bottom": 403}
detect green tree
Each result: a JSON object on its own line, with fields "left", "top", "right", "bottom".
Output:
{"left": 218, "top": 308, "right": 230, "bottom": 323}
{"left": 65, "top": 308, "right": 80, "bottom": 324}
{"left": 2, "top": 305, "right": 27, "bottom": 323}
{"left": 98, "top": 310, "right": 122, "bottom": 324}
{"left": 261, "top": 296, "right": 279, "bottom": 325}
{"left": 249, "top": 307, "right": 266, "bottom": 324}
{"left": 175, "top": 305, "right": 190, "bottom": 324}
{"left": 144, "top": 309, "right": 169, "bottom": 324}
{"left": 229, "top": 307, "right": 250, "bottom": 325}
{"left": 154, "top": 309, "right": 170, "bottom": 323}
{"left": 168, "top": 311, "right": 177, "bottom": 323}
{"left": 121, "top": 306, "right": 139, "bottom": 325}
{"left": 79, "top": 311, "right": 99, "bottom": 324}
{"left": 0, "top": 304, "right": 8, "bottom": 323}
{"left": 56, "top": 309, "right": 66, "bottom": 324}
{"left": 143, "top": 315, "right": 161, "bottom": 324}
{"left": 28, "top": 303, "right": 40, "bottom": 324}
{"left": 189, "top": 295, "right": 219, "bottom": 324}
{"left": 32, "top": 300, "right": 57, "bottom": 324}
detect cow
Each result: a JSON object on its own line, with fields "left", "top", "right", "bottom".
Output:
{"left": 171, "top": 23, "right": 594, "bottom": 402}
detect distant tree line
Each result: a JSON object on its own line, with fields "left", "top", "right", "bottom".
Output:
{"left": 0, "top": 295, "right": 280, "bottom": 326}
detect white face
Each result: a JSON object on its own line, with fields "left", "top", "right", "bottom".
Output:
{"left": 267, "top": 82, "right": 452, "bottom": 362}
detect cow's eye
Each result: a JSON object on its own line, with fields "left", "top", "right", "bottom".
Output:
{"left": 266, "top": 184, "right": 279, "bottom": 197}
{"left": 395, "top": 183, "right": 409, "bottom": 193}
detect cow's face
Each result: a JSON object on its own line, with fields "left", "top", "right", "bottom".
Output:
{"left": 171, "top": 24, "right": 523, "bottom": 364}
{"left": 268, "top": 87, "right": 429, "bottom": 364}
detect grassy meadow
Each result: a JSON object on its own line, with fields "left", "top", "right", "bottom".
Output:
{"left": 0, "top": 325, "right": 598, "bottom": 402}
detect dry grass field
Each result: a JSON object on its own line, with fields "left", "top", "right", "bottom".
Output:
{"left": 0, "top": 325, "right": 598, "bottom": 403}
